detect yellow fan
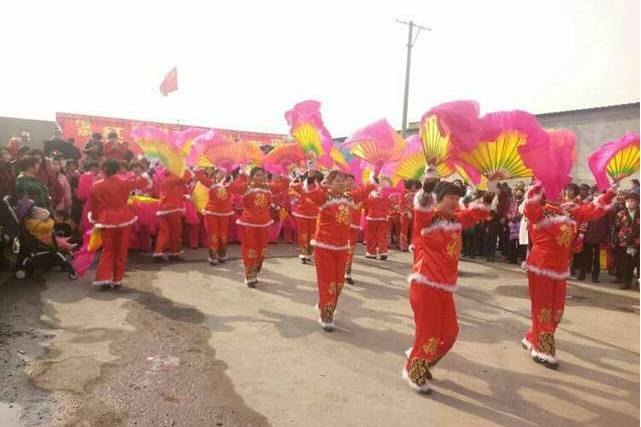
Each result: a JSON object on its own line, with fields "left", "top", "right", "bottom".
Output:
{"left": 191, "top": 181, "right": 209, "bottom": 211}
{"left": 420, "top": 115, "right": 451, "bottom": 165}
{"left": 606, "top": 143, "right": 640, "bottom": 181}
{"left": 292, "top": 123, "right": 324, "bottom": 157}
{"left": 457, "top": 131, "right": 532, "bottom": 180}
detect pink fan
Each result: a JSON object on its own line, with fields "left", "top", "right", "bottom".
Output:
{"left": 341, "top": 119, "right": 406, "bottom": 173}
{"left": 423, "top": 100, "right": 481, "bottom": 158}
{"left": 285, "top": 100, "right": 333, "bottom": 168}
{"left": 588, "top": 132, "right": 640, "bottom": 191}
{"left": 263, "top": 143, "right": 307, "bottom": 175}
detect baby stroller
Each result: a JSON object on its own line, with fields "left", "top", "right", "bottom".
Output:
{"left": 1, "top": 195, "right": 77, "bottom": 280}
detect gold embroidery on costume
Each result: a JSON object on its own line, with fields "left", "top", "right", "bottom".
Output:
{"left": 556, "top": 224, "right": 574, "bottom": 247}
{"left": 246, "top": 263, "right": 260, "bottom": 280}
{"left": 408, "top": 358, "right": 429, "bottom": 386}
{"left": 254, "top": 193, "right": 267, "bottom": 208}
{"left": 321, "top": 304, "right": 336, "bottom": 322}
{"left": 248, "top": 249, "right": 257, "bottom": 259}
{"left": 422, "top": 337, "right": 439, "bottom": 357}
{"left": 335, "top": 204, "right": 351, "bottom": 226}
{"left": 446, "top": 234, "right": 462, "bottom": 258}
{"left": 328, "top": 282, "right": 337, "bottom": 295}
{"left": 216, "top": 187, "right": 227, "bottom": 199}
{"left": 537, "top": 308, "right": 553, "bottom": 324}
{"left": 538, "top": 332, "right": 555, "bottom": 355}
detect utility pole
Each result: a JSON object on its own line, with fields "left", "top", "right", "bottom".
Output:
{"left": 396, "top": 20, "right": 431, "bottom": 137}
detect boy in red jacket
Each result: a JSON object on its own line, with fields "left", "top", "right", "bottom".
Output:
{"left": 89, "top": 160, "right": 149, "bottom": 290}
{"left": 153, "top": 169, "right": 193, "bottom": 262}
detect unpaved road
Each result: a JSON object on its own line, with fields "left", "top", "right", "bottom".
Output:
{"left": 0, "top": 244, "right": 639, "bottom": 426}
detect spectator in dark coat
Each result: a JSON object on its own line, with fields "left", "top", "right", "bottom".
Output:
{"left": 578, "top": 209, "right": 611, "bottom": 282}
{"left": 0, "top": 147, "right": 16, "bottom": 200}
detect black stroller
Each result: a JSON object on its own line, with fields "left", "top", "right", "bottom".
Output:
{"left": 1, "top": 196, "right": 77, "bottom": 280}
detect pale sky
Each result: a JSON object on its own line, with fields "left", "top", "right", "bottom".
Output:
{"left": 1, "top": 0, "right": 638, "bottom": 136}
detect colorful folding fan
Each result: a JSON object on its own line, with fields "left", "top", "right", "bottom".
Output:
{"left": 191, "top": 181, "right": 209, "bottom": 211}
{"left": 342, "top": 119, "right": 406, "bottom": 173}
{"left": 131, "top": 126, "right": 185, "bottom": 176}
{"left": 454, "top": 110, "right": 548, "bottom": 181}
{"left": 285, "top": 100, "right": 333, "bottom": 168}
{"left": 588, "top": 132, "right": 640, "bottom": 191}
{"left": 263, "top": 143, "right": 307, "bottom": 175}
{"left": 189, "top": 130, "right": 263, "bottom": 172}
{"left": 173, "top": 128, "right": 205, "bottom": 158}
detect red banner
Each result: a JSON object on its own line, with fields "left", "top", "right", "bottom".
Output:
{"left": 56, "top": 112, "right": 288, "bottom": 155}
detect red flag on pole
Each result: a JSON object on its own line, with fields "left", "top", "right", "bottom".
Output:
{"left": 159, "top": 67, "right": 178, "bottom": 96}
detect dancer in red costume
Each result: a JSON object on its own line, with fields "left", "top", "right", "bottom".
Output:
{"left": 290, "top": 171, "right": 321, "bottom": 264}
{"left": 403, "top": 180, "right": 494, "bottom": 393}
{"left": 229, "top": 167, "right": 289, "bottom": 287}
{"left": 195, "top": 168, "right": 233, "bottom": 265}
{"left": 399, "top": 180, "right": 422, "bottom": 252}
{"left": 521, "top": 181, "right": 616, "bottom": 368}
{"left": 364, "top": 177, "right": 394, "bottom": 260}
{"left": 153, "top": 169, "right": 193, "bottom": 262}
{"left": 344, "top": 174, "right": 365, "bottom": 285}
{"left": 302, "top": 170, "right": 376, "bottom": 331}
{"left": 89, "top": 160, "right": 149, "bottom": 290}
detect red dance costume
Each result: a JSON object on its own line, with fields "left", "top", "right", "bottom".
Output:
{"left": 291, "top": 182, "right": 320, "bottom": 262}
{"left": 89, "top": 175, "right": 148, "bottom": 286}
{"left": 153, "top": 171, "right": 192, "bottom": 258}
{"left": 521, "top": 184, "right": 614, "bottom": 365}
{"left": 196, "top": 171, "right": 233, "bottom": 263}
{"left": 364, "top": 188, "right": 393, "bottom": 258}
{"left": 304, "top": 184, "right": 375, "bottom": 328}
{"left": 229, "top": 175, "right": 289, "bottom": 285}
{"left": 345, "top": 198, "right": 365, "bottom": 281}
{"left": 404, "top": 193, "right": 489, "bottom": 392}
{"left": 399, "top": 190, "right": 417, "bottom": 251}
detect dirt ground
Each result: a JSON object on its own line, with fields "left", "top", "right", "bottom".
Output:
{"left": 0, "top": 244, "right": 638, "bottom": 426}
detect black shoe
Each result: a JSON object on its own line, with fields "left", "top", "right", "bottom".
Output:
{"left": 169, "top": 255, "right": 184, "bottom": 262}
{"left": 112, "top": 284, "right": 123, "bottom": 290}
{"left": 380, "top": 255, "right": 388, "bottom": 261}
{"left": 577, "top": 273, "right": 586, "bottom": 281}
{"left": 346, "top": 277, "right": 354, "bottom": 285}
{"left": 99, "top": 284, "right": 111, "bottom": 292}
{"left": 153, "top": 256, "right": 165, "bottom": 263}
{"left": 246, "top": 279, "right": 257, "bottom": 288}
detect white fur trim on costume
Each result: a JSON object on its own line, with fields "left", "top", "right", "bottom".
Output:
{"left": 420, "top": 221, "right": 462, "bottom": 236}
{"left": 407, "top": 272, "right": 459, "bottom": 292}
{"left": 522, "top": 262, "right": 570, "bottom": 280}
{"left": 202, "top": 210, "right": 234, "bottom": 216}
{"left": 592, "top": 193, "right": 614, "bottom": 210}
{"left": 409, "top": 244, "right": 415, "bottom": 253}
{"left": 235, "top": 219, "right": 274, "bottom": 227}
{"left": 350, "top": 224, "right": 362, "bottom": 230}
{"left": 93, "top": 216, "right": 138, "bottom": 229}
{"left": 319, "top": 198, "right": 354, "bottom": 211}
{"left": 218, "top": 255, "right": 228, "bottom": 260}
{"left": 521, "top": 337, "right": 532, "bottom": 351}
{"left": 156, "top": 208, "right": 185, "bottom": 216}
{"left": 534, "top": 215, "right": 576, "bottom": 230}
{"left": 292, "top": 212, "right": 319, "bottom": 219}
{"left": 467, "top": 202, "right": 491, "bottom": 212}
{"left": 531, "top": 348, "right": 559, "bottom": 365}
{"left": 88, "top": 211, "right": 97, "bottom": 224}
{"left": 112, "top": 281, "right": 123, "bottom": 286}
{"left": 168, "top": 250, "right": 184, "bottom": 256}
{"left": 402, "top": 368, "right": 431, "bottom": 393}
{"left": 92, "top": 280, "right": 112, "bottom": 286}
{"left": 208, "top": 257, "right": 218, "bottom": 263}
{"left": 311, "top": 239, "right": 350, "bottom": 251}
{"left": 365, "top": 253, "right": 377, "bottom": 258}
{"left": 366, "top": 216, "right": 388, "bottom": 221}
{"left": 318, "top": 318, "right": 335, "bottom": 330}
{"left": 378, "top": 252, "right": 389, "bottom": 257}
{"left": 405, "top": 347, "right": 412, "bottom": 358}
{"left": 152, "top": 253, "right": 166, "bottom": 258}
{"left": 413, "top": 191, "right": 435, "bottom": 212}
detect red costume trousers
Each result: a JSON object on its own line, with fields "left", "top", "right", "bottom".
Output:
{"left": 295, "top": 217, "right": 316, "bottom": 257}
{"left": 405, "top": 283, "right": 458, "bottom": 387}
{"left": 155, "top": 212, "right": 183, "bottom": 255}
{"left": 241, "top": 225, "right": 270, "bottom": 281}
{"left": 345, "top": 227, "right": 360, "bottom": 277}
{"left": 205, "top": 215, "right": 230, "bottom": 259}
{"left": 314, "top": 247, "right": 349, "bottom": 323}
{"left": 95, "top": 226, "right": 131, "bottom": 284}
{"left": 366, "top": 220, "right": 389, "bottom": 256}
{"left": 525, "top": 273, "right": 566, "bottom": 358}
{"left": 399, "top": 215, "right": 412, "bottom": 251}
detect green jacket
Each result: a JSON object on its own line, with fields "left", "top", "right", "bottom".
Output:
{"left": 15, "top": 174, "right": 51, "bottom": 210}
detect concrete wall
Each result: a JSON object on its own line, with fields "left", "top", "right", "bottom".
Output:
{"left": 0, "top": 116, "right": 59, "bottom": 151}
{"left": 536, "top": 103, "right": 640, "bottom": 183}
